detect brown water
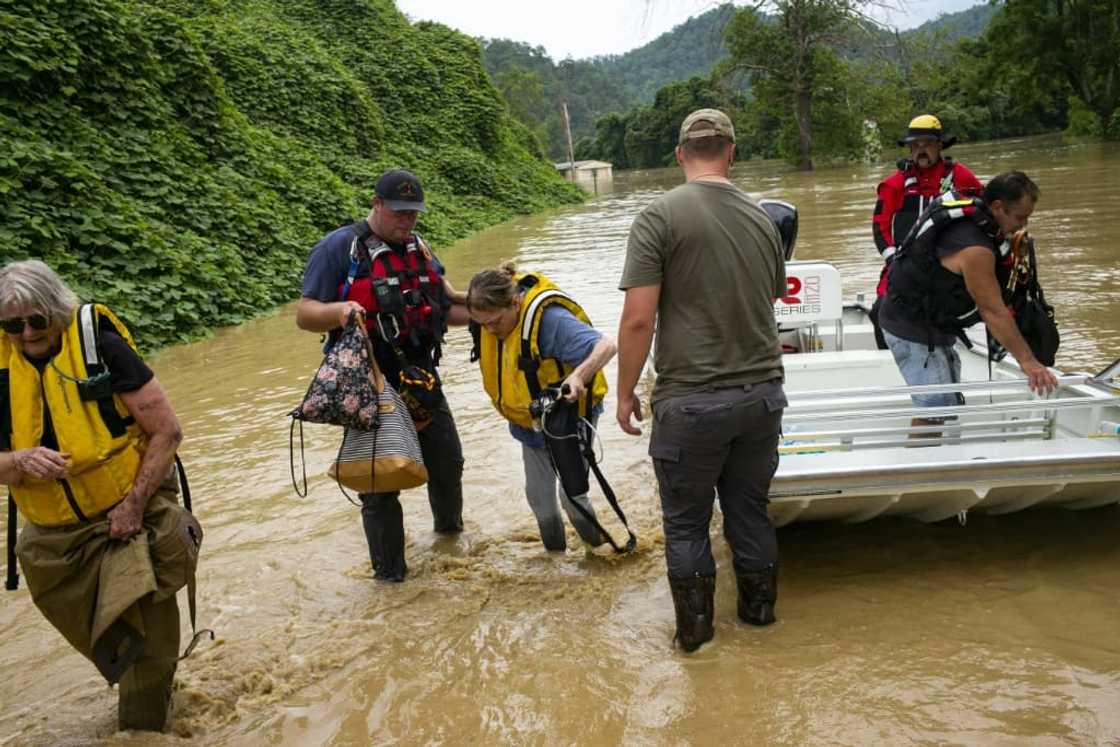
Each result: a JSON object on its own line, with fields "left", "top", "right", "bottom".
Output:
{"left": 2, "top": 134, "right": 1118, "bottom": 745}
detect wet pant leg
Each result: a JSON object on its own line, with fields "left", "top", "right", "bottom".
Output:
{"left": 118, "top": 593, "right": 179, "bottom": 732}
{"left": 360, "top": 492, "right": 407, "bottom": 581}
{"left": 522, "top": 443, "right": 567, "bottom": 550}
{"left": 522, "top": 443, "right": 604, "bottom": 550}
{"left": 717, "top": 407, "right": 782, "bottom": 574}
{"left": 418, "top": 394, "right": 464, "bottom": 533}
{"left": 651, "top": 382, "right": 786, "bottom": 580}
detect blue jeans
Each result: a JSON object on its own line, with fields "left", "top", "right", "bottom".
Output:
{"left": 882, "top": 329, "right": 964, "bottom": 414}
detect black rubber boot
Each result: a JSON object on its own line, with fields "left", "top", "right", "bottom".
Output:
{"left": 668, "top": 574, "right": 716, "bottom": 652}
{"left": 736, "top": 564, "right": 777, "bottom": 626}
{"left": 360, "top": 494, "right": 408, "bottom": 582}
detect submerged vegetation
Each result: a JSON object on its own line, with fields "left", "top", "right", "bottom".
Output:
{"left": 0, "top": 0, "right": 582, "bottom": 349}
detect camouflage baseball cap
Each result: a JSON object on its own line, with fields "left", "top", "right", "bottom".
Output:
{"left": 678, "top": 108, "right": 736, "bottom": 145}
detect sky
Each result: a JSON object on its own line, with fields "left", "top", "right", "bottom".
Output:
{"left": 394, "top": 0, "right": 985, "bottom": 61}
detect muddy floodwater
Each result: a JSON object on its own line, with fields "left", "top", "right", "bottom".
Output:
{"left": 2, "top": 134, "right": 1118, "bottom": 745}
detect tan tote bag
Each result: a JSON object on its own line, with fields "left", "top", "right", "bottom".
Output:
{"left": 327, "top": 355, "right": 428, "bottom": 494}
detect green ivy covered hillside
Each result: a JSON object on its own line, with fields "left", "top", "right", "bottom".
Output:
{"left": 0, "top": 0, "right": 582, "bottom": 348}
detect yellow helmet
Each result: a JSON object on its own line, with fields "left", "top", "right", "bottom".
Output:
{"left": 898, "top": 114, "right": 957, "bottom": 148}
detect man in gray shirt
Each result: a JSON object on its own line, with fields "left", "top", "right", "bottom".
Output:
{"left": 616, "top": 109, "right": 787, "bottom": 652}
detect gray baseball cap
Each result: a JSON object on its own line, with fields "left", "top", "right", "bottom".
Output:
{"left": 678, "top": 108, "right": 736, "bottom": 145}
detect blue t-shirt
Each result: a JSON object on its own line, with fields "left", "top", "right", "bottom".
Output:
{"left": 301, "top": 223, "right": 446, "bottom": 383}
{"left": 510, "top": 304, "right": 604, "bottom": 449}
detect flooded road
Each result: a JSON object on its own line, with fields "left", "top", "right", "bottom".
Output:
{"left": 2, "top": 134, "right": 1118, "bottom": 745}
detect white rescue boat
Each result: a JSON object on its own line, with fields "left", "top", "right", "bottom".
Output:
{"left": 771, "top": 260, "right": 1120, "bottom": 526}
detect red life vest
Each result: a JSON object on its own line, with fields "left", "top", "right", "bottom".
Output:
{"left": 338, "top": 222, "right": 446, "bottom": 352}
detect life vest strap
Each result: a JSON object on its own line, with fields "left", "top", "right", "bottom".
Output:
{"left": 518, "top": 288, "right": 578, "bottom": 403}
{"left": 5, "top": 496, "right": 17, "bottom": 591}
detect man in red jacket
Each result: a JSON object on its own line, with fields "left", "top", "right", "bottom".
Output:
{"left": 869, "top": 115, "right": 983, "bottom": 347}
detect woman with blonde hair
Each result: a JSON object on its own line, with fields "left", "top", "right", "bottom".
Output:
{"left": 467, "top": 262, "right": 616, "bottom": 551}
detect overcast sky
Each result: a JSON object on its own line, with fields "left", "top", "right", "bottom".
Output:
{"left": 395, "top": 0, "right": 984, "bottom": 61}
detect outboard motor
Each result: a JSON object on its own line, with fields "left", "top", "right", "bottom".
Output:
{"left": 759, "top": 199, "right": 798, "bottom": 260}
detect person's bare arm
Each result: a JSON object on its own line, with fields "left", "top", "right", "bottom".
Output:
{"left": 296, "top": 297, "right": 365, "bottom": 333}
{"left": 561, "top": 334, "right": 618, "bottom": 401}
{"left": 947, "top": 246, "right": 1058, "bottom": 395}
{"left": 442, "top": 276, "right": 467, "bottom": 306}
{"left": 616, "top": 285, "right": 660, "bottom": 435}
{"left": 441, "top": 277, "right": 470, "bottom": 326}
{"left": 106, "top": 377, "right": 183, "bottom": 539}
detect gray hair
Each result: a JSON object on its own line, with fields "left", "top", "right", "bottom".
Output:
{"left": 0, "top": 260, "right": 80, "bottom": 330}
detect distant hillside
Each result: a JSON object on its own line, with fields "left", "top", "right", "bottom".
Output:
{"left": 481, "top": 3, "right": 995, "bottom": 159}
{"left": 911, "top": 3, "right": 997, "bottom": 40}
{"left": 591, "top": 4, "right": 738, "bottom": 102}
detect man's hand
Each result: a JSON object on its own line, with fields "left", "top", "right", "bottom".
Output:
{"left": 107, "top": 495, "right": 144, "bottom": 540}
{"left": 14, "top": 447, "right": 69, "bottom": 480}
{"left": 337, "top": 301, "right": 366, "bottom": 329}
{"left": 1023, "top": 360, "right": 1059, "bottom": 397}
{"left": 617, "top": 391, "right": 644, "bottom": 435}
{"left": 560, "top": 373, "right": 585, "bottom": 402}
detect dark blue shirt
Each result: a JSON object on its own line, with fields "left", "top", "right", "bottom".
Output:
{"left": 510, "top": 305, "right": 604, "bottom": 449}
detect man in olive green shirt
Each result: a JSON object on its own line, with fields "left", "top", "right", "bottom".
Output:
{"left": 616, "top": 108, "right": 787, "bottom": 652}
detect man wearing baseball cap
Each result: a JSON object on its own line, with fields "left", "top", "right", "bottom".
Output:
{"left": 616, "top": 108, "right": 788, "bottom": 651}
{"left": 296, "top": 169, "right": 470, "bottom": 582}
{"left": 869, "top": 114, "right": 983, "bottom": 347}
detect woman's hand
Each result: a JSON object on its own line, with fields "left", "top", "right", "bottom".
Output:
{"left": 106, "top": 495, "right": 144, "bottom": 540}
{"left": 14, "top": 447, "right": 70, "bottom": 480}
{"left": 560, "top": 373, "right": 586, "bottom": 402}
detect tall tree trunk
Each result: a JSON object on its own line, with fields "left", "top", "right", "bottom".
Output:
{"left": 796, "top": 88, "right": 813, "bottom": 171}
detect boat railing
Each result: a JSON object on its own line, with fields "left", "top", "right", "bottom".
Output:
{"left": 781, "top": 376, "right": 1120, "bottom": 453}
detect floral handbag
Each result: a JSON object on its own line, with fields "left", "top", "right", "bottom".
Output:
{"left": 289, "top": 312, "right": 381, "bottom": 430}
{"left": 289, "top": 313, "right": 427, "bottom": 496}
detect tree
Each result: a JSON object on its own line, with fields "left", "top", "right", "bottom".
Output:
{"left": 724, "top": 0, "right": 882, "bottom": 170}
{"left": 984, "top": 0, "right": 1119, "bottom": 138}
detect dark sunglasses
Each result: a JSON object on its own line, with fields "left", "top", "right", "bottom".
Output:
{"left": 1, "top": 313, "right": 50, "bottom": 335}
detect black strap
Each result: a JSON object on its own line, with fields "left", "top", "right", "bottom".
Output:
{"left": 175, "top": 454, "right": 192, "bottom": 514}
{"left": 332, "top": 426, "right": 368, "bottom": 507}
{"left": 5, "top": 494, "right": 17, "bottom": 591}
{"left": 468, "top": 322, "right": 481, "bottom": 365}
{"left": 565, "top": 430, "right": 637, "bottom": 554}
{"left": 289, "top": 418, "right": 309, "bottom": 498}
{"left": 552, "top": 414, "right": 636, "bottom": 554}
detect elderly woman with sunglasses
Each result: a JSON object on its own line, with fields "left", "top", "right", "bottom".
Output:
{"left": 0, "top": 259, "right": 202, "bottom": 733}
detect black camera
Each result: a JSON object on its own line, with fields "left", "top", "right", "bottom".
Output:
{"left": 529, "top": 387, "right": 561, "bottom": 421}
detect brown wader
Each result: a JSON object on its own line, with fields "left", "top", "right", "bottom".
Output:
{"left": 15, "top": 487, "right": 202, "bottom": 731}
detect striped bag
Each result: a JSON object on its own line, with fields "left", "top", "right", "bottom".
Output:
{"left": 328, "top": 381, "right": 428, "bottom": 493}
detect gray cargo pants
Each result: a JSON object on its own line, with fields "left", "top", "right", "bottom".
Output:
{"left": 649, "top": 379, "right": 786, "bottom": 579}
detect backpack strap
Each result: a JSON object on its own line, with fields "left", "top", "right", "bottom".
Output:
{"left": 0, "top": 370, "right": 14, "bottom": 591}
{"left": 75, "top": 304, "right": 132, "bottom": 436}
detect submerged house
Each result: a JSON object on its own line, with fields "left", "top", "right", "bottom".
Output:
{"left": 555, "top": 160, "right": 613, "bottom": 193}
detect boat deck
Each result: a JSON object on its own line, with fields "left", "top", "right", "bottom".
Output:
{"left": 769, "top": 293, "right": 1120, "bottom": 524}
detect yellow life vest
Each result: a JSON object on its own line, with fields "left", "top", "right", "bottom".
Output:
{"left": 477, "top": 273, "right": 608, "bottom": 429}
{"left": 2, "top": 304, "right": 147, "bottom": 527}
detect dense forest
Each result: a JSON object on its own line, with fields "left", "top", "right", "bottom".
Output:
{"left": 0, "top": 0, "right": 583, "bottom": 349}
{"left": 483, "top": 1, "right": 1117, "bottom": 170}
